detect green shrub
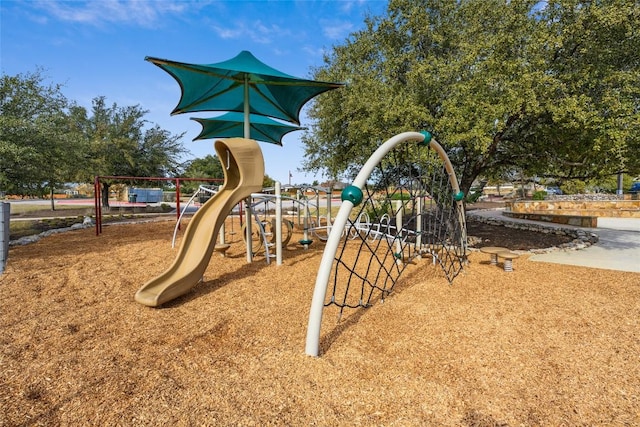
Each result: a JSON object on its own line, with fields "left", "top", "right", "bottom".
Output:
{"left": 532, "top": 191, "right": 546, "bottom": 200}
{"left": 562, "top": 180, "right": 586, "bottom": 195}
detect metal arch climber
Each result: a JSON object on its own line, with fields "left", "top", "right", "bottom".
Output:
{"left": 305, "top": 131, "right": 467, "bottom": 357}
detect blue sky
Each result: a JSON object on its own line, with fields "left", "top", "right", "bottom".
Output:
{"left": 1, "top": 0, "right": 387, "bottom": 185}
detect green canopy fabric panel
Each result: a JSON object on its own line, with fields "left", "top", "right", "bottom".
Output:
{"left": 191, "top": 112, "right": 304, "bottom": 146}
{"left": 146, "top": 50, "right": 342, "bottom": 124}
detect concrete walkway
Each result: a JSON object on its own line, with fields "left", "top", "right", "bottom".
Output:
{"left": 470, "top": 209, "right": 640, "bottom": 273}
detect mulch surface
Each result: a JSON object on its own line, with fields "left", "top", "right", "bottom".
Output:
{"left": 465, "top": 201, "right": 574, "bottom": 250}
{"left": 1, "top": 219, "right": 639, "bottom": 426}
{"left": 465, "top": 219, "right": 573, "bottom": 250}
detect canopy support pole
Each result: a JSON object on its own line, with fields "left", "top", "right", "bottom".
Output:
{"left": 244, "top": 75, "right": 254, "bottom": 263}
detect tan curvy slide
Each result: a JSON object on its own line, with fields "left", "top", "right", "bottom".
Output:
{"left": 135, "top": 138, "right": 264, "bottom": 307}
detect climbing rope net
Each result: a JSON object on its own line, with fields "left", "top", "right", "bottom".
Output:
{"left": 306, "top": 131, "right": 467, "bottom": 356}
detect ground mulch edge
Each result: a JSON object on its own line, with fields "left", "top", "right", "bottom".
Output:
{"left": 1, "top": 220, "right": 638, "bottom": 425}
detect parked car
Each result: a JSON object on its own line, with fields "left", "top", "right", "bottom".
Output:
{"left": 546, "top": 186, "right": 563, "bottom": 195}
{"left": 630, "top": 182, "right": 640, "bottom": 193}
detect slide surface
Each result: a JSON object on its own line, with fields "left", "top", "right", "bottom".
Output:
{"left": 135, "top": 138, "right": 264, "bottom": 307}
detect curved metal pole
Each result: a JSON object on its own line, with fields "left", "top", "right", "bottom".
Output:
{"left": 428, "top": 138, "right": 467, "bottom": 247}
{"left": 305, "top": 132, "right": 425, "bottom": 357}
{"left": 172, "top": 187, "right": 205, "bottom": 248}
{"left": 176, "top": 178, "right": 181, "bottom": 230}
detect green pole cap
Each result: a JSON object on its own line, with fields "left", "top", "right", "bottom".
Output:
{"left": 454, "top": 191, "right": 465, "bottom": 201}
{"left": 341, "top": 185, "right": 364, "bottom": 206}
{"left": 418, "top": 130, "right": 433, "bottom": 146}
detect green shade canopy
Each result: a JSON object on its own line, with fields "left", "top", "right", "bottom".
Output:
{"left": 191, "top": 112, "right": 304, "bottom": 146}
{"left": 146, "top": 50, "right": 343, "bottom": 125}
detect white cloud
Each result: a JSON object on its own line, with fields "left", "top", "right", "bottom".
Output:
{"left": 271, "top": 47, "right": 290, "bottom": 57}
{"left": 213, "top": 24, "right": 246, "bottom": 40}
{"left": 32, "top": 0, "right": 190, "bottom": 28}
{"left": 211, "top": 19, "right": 292, "bottom": 45}
{"left": 302, "top": 45, "right": 326, "bottom": 58}
{"left": 339, "top": 0, "right": 372, "bottom": 14}
{"left": 320, "top": 20, "right": 354, "bottom": 40}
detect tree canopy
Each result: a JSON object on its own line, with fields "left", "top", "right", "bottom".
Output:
{"left": 0, "top": 69, "right": 81, "bottom": 198}
{"left": 75, "top": 96, "right": 186, "bottom": 181}
{"left": 302, "top": 0, "right": 640, "bottom": 193}
{"left": 180, "top": 154, "right": 225, "bottom": 194}
{"left": 0, "top": 70, "right": 187, "bottom": 206}
{"left": 180, "top": 154, "right": 275, "bottom": 193}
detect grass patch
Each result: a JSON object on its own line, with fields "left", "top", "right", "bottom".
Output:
{"left": 8, "top": 203, "right": 90, "bottom": 215}
{"left": 9, "top": 213, "right": 165, "bottom": 240}
{"left": 388, "top": 192, "right": 412, "bottom": 200}
{"left": 9, "top": 221, "right": 46, "bottom": 240}
{"left": 9, "top": 217, "right": 86, "bottom": 240}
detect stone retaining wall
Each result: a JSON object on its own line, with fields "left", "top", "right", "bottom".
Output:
{"left": 507, "top": 200, "right": 640, "bottom": 218}
{"left": 503, "top": 211, "right": 597, "bottom": 227}
{"left": 547, "top": 194, "right": 639, "bottom": 201}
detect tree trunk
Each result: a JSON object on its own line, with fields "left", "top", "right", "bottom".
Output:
{"left": 458, "top": 174, "right": 475, "bottom": 199}
{"left": 617, "top": 172, "right": 623, "bottom": 196}
{"left": 50, "top": 187, "right": 55, "bottom": 211}
{"left": 101, "top": 183, "right": 110, "bottom": 208}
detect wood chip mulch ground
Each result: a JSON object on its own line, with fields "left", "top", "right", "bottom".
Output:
{"left": 1, "top": 219, "right": 639, "bottom": 426}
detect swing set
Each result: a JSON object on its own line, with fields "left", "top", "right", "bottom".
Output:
{"left": 93, "top": 175, "right": 223, "bottom": 235}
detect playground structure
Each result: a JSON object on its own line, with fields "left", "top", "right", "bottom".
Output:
{"left": 133, "top": 138, "right": 342, "bottom": 305}
{"left": 173, "top": 186, "right": 298, "bottom": 265}
{"left": 135, "top": 138, "right": 264, "bottom": 307}
{"left": 171, "top": 184, "right": 334, "bottom": 265}
{"left": 235, "top": 185, "right": 371, "bottom": 262}
{"left": 135, "top": 49, "right": 346, "bottom": 304}
{"left": 243, "top": 186, "right": 339, "bottom": 258}
{"left": 131, "top": 140, "right": 347, "bottom": 304}
{"left": 134, "top": 131, "right": 466, "bottom": 328}
{"left": 306, "top": 131, "right": 467, "bottom": 356}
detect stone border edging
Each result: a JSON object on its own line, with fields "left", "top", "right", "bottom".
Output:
{"left": 9, "top": 216, "right": 173, "bottom": 247}
{"left": 466, "top": 209, "right": 599, "bottom": 254}
{"left": 9, "top": 221, "right": 94, "bottom": 247}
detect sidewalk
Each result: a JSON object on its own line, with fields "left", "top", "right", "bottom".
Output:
{"left": 470, "top": 208, "right": 640, "bottom": 273}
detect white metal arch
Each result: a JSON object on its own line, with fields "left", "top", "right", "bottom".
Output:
{"left": 305, "top": 131, "right": 465, "bottom": 357}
